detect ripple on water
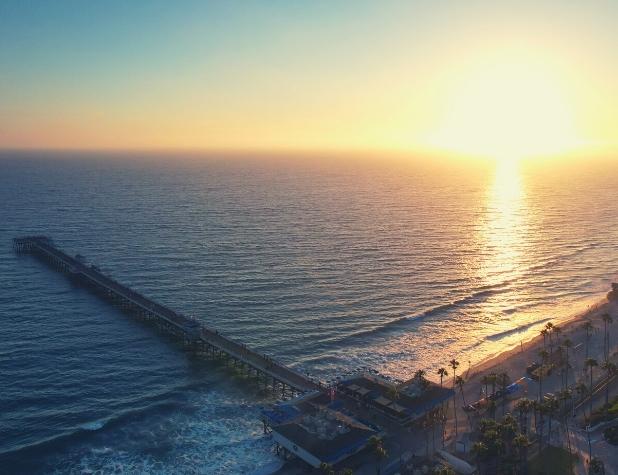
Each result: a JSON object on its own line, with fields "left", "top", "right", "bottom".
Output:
{"left": 1, "top": 154, "right": 618, "bottom": 472}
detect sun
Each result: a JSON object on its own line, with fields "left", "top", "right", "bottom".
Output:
{"left": 426, "top": 58, "right": 581, "bottom": 163}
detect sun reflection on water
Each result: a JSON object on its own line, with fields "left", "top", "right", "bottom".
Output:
{"left": 482, "top": 159, "right": 527, "bottom": 285}
{"left": 474, "top": 157, "right": 539, "bottom": 353}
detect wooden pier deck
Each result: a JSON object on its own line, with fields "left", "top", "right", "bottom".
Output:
{"left": 13, "top": 236, "right": 321, "bottom": 396}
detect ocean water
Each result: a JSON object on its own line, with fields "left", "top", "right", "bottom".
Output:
{"left": 1, "top": 151, "right": 618, "bottom": 474}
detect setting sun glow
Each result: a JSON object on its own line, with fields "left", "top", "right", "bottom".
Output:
{"left": 3, "top": 2, "right": 618, "bottom": 472}
{"left": 1, "top": 1, "right": 617, "bottom": 159}
{"left": 427, "top": 57, "right": 580, "bottom": 162}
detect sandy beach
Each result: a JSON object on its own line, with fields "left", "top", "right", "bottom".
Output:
{"left": 443, "top": 293, "right": 618, "bottom": 473}
{"left": 272, "top": 293, "right": 618, "bottom": 475}
{"left": 462, "top": 296, "right": 615, "bottom": 393}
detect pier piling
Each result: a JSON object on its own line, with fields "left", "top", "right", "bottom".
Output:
{"left": 13, "top": 236, "right": 320, "bottom": 396}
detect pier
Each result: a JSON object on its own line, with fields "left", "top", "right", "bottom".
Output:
{"left": 13, "top": 236, "right": 321, "bottom": 397}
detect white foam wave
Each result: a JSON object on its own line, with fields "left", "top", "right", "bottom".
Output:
{"left": 79, "top": 420, "right": 106, "bottom": 431}
{"left": 51, "top": 389, "right": 282, "bottom": 475}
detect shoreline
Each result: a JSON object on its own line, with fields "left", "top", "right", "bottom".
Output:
{"left": 266, "top": 292, "right": 618, "bottom": 475}
{"left": 462, "top": 293, "right": 612, "bottom": 388}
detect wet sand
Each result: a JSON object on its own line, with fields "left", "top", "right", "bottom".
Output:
{"left": 463, "top": 297, "right": 614, "bottom": 388}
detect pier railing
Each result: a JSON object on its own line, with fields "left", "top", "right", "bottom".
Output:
{"left": 13, "top": 236, "right": 321, "bottom": 395}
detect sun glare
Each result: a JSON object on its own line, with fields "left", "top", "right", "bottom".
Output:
{"left": 483, "top": 159, "right": 526, "bottom": 277}
{"left": 427, "top": 58, "right": 581, "bottom": 163}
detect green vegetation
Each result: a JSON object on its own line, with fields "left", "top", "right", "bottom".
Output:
{"left": 527, "top": 445, "right": 577, "bottom": 475}
{"left": 436, "top": 311, "right": 614, "bottom": 472}
{"left": 319, "top": 463, "right": 353, "bottom": 475}
{"left": 368, "top": 436, "right": 387, "bottom": 475}
{"left": 449, "top": 359, "right": 460, "bottom": 438}
{"left": 589, "top": 394, "right": 618, "bottom": 426}
{"left": 437, "top": 367, "right": 448, "bottom": 388}
{"left": 432, "top": 466, "right": 455, "bottom": 475}
{"left": 472, "top": 415, "right": 527, "bottom": 475}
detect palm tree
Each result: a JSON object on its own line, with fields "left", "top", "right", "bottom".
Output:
{"left": 513, "top": 433, "right": 529, "bottom": 475}
{"left": 415, "top": 369, "right": 429, "bottom": 390}
{"left": 437, "top": 367, "right": 448, "bottom": 388}
{"left": 455, "top": 375, "right": 467, "bottom": 406}
{"left": 552, "top": 325, "right": 563, "bottom": 379}
{"left": 582, "top": 320, "right": 595, "bottom": 360}
{"left": 540, "top": 328, "right": 548, "bottom": 350}
{"left": 368, "top": 436, "right": 387, "bottom": 475}
{"left": 556, "top": 388, "right": 572, "bottom": 413}
{"left": 601, "top": 313, "right": 613, "bottom": 361}
{"left": 501, "top": 413, "right": 518, "bottom": 452}
{"left": 471, "top": 441, "right": 488, "bottom": 475}
{"left": 481, "top": 424, "right": 504, "bottom": 472}
{"left": 438, "top": 405, "right": 448, "bottom": 448}
{"left": 433, "top": 370, "right": 450, "bottom": 449}
{"left": 575, "top": 382, "right": 588, "bottom": 419}
{"left": 546, "top": 322, "right": 554, "bottom": 356}
{"left": 538, "top": 349, "right": 549, "bottom": 401}
{"left": 562, "top": 338, "right": 573, "bottom": 389}
{"left": 497, "top": 372, "right": 509, "bottom": 415}
{"left": 449, "top": 359, "right": 460, "bottom": 437}
{"left": 585, "top": 358, "right": 598, "bottom": 419}
{"left": 449, "top": 359, "right": 460, "bottom": 379}
{"left": 601, "top": 360, "right": 617, "bottom": 408}
{"left": 531, "top": 400, "right": 540, "bottom": 438}
{"left": 515, "top": 398, "right": 532, "bottom": 435}
{"left": 544, "top": 394, "right": 559, "bottom": 445}
{"left": 557, "top": 388, "right": 574, "bottom": 467}
{"left": 537, "top": 400, "right": 547, "bottom": 450}
{"left": 429, "top": 407, "right": 441, "bottom": 453}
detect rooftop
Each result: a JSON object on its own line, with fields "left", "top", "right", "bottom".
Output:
{"left": 338, "top": 373, "right": 454, "bottom": 423}
{"left": 273, "top": 404, "right": 377, "bottom": 466}
{"left": 264, "top": 391, "right": 379, "bottom": 468}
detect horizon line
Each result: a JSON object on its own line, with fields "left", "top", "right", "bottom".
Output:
{"left": 1, "top": 145, "right": 616, "bottom": 163}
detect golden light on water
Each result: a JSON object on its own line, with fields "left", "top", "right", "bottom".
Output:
{"left": 481, "top": 159, "right": 527, "bottom": 284}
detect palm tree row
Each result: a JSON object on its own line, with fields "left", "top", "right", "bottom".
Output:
{"left": 541, "top": 313, "right": 614, "bottom": 410}
{"left": 426, "top": 309, "right": 613, "bottom": 472}
{"left": 471, "top": 414, "right": 528, "bottom": 475}
{"left": 469, "top": 310, "right": 613, "bottom": 472}
{"left": 541, "top": 311, "right": 614, "bottom": 467}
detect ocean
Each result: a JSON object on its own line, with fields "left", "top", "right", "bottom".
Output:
{"left": 1, "top": 151, "right": 617, "bottom": 474}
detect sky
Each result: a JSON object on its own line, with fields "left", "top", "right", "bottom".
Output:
{"left": 1, "top": 0, "right": 617, "bottom": 158}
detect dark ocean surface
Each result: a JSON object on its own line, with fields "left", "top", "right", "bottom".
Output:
{"left": 1, "top": 152, "right": 617, "bottom": 474}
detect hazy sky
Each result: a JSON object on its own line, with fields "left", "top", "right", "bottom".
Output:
{"left": 1, "top": 1, "right": 617, "bottom": 157}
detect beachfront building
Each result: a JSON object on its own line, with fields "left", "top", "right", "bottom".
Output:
{"left": 338, "top": 372, "right": 455, "bottom": 425}
{"left": 262, "top": 392, "right": 379, "bottom": 469}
